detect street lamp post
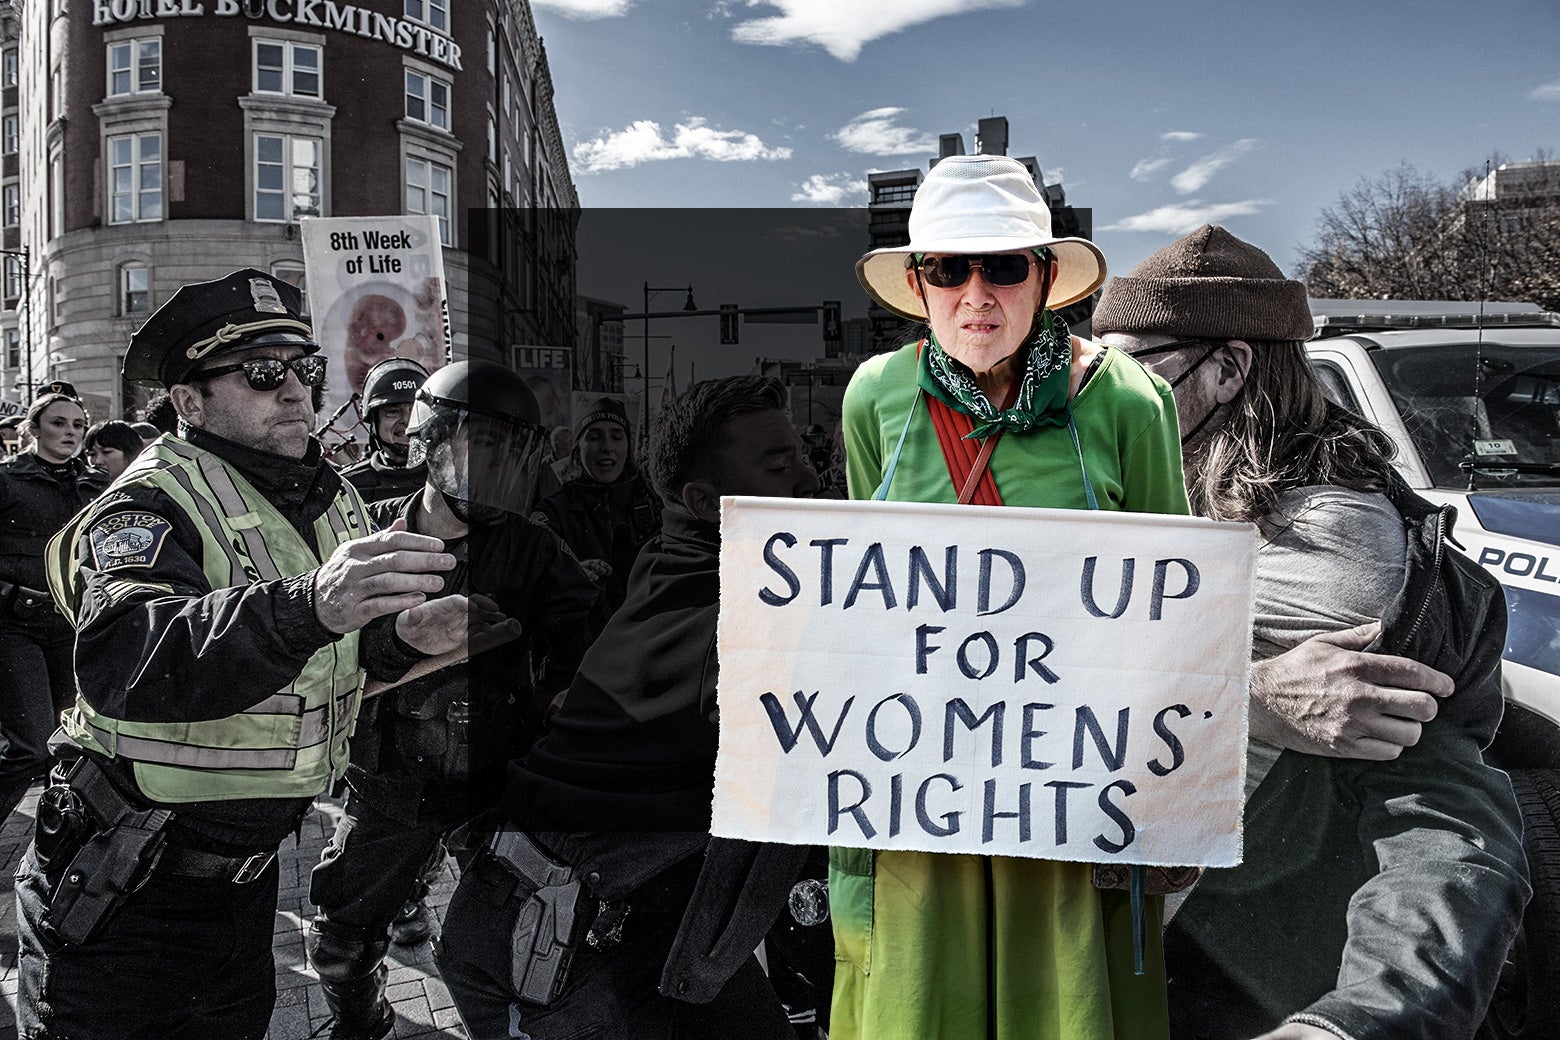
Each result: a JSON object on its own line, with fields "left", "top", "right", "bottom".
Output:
{"left": 0, "top": 248, "right": 29, "bottom": 401}
{"left": 642, "top": 281, "right": 696, "bottom": 432}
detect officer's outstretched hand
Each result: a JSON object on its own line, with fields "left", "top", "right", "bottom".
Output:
{"left": 1248, "top": 621, "right": 1454, "bottom": 760}
{"left": 313, "top": 518, "right": 455, "bottom": 634}
{"left": 394, "top": 592, "right": 521, "bottom": 658}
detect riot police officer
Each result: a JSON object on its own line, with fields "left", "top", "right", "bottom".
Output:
{"left": 307, "top": 360, "right": 598, "bottom": 1040}
{"left": 339, "top": 356, "right": 430, "bottom": 503}
{"left": 15, "top": 269, "right": 480, "bottom": 1040}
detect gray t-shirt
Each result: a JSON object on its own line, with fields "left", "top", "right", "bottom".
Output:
{"left": 1245, "top": 485, "right": 1407, "bottom": 794}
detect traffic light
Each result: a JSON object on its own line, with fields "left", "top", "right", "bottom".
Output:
{"left": 720, "top": 304, "right": 739, "bottom": 345}
{"left": 822, "top": 300, "right": 842, "bottom": 351}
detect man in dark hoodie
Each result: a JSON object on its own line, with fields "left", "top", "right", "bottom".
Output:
{"left": 439, "top": 375, "right": 820, "bottom": 1040}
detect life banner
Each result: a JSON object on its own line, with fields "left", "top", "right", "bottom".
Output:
{"left": 300, "top": 214, "right": 450, "bottom": 428}
{"left": 711, "top": 497, "right": 1255, "bottom": 867}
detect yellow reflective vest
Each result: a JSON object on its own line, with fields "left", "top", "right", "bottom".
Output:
{"left": 46, "top": 436, "right": 369, "bottom": 804}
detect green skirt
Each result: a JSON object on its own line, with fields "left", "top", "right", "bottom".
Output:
{"left": 829, "top": 848, "right": 1169, "bottom": 1040}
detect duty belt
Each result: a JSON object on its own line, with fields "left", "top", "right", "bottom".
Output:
{"left": 156, "top": 844, "right": 277, "bottom": 884}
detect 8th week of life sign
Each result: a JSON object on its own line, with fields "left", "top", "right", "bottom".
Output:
{"left": 711, "top": 498, "right": 1256, "bottom": 867}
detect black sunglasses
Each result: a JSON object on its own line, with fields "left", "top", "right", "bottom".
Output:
{"left": 911, "top": 250, "right": 1048, "bottom": 289}
{"left": 190, "top": 355, "right": 328, "bottom": 391}
{"left": 1128, "top": 338, "right": 1220, "bottom": 361}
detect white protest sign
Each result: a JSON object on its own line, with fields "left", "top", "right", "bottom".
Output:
{"left": 300, "top": 214, "right": 450, "bottom": 427}
{"left": 712, "top": 497, "right": 1255, "bottom": 867}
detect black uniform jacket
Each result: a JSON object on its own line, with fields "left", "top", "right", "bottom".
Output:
{"left": 340, "top": 450, "right": 427, "bottom": 504}
{"left": 346, "top": 491, "right": 599, "bottom": 820}
{"left": 69, "top": 427, "right": 412, "bottom": 850}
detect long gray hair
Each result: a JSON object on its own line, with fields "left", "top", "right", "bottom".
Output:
{"left": 1185, "top": 341, "right": 1398, "bottom": 527}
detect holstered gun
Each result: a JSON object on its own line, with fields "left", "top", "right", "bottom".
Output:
{"left": 42, "top": 757, "right": 172, "bottom": 946}
{"left": 489, "top": 829, "right": 583, "bottom": 1006}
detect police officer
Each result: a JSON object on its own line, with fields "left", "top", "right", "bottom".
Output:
{"left": 340, "top": 356, "right": 430, "bottom": 503}
{"left": 15, "top": 269, "right": 482, "bottom": 1040}
{"left": 307, "top": 360, "right": 597, "bottom": 1040}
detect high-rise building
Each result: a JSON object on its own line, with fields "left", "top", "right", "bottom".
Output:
{"left": 2, "top": 0, "right": 577, "bottom": 420}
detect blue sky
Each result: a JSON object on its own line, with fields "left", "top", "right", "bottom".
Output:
{"left": 530, "top": 0, "right": 1559, "bottom": 377}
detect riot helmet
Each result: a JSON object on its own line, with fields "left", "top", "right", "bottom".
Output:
{"left": 360, "top": 356, "right": 430, "bottom": 460}
{"left": 407, "top": 360, "right": 548, "bottom": 521}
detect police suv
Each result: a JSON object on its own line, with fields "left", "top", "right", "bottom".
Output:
{"left": 1307, "top": 300, "right": 1560, "bottom": 1038}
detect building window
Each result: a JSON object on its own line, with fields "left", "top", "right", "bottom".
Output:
{"left": 3, "top": 257, "right": 21, "bottom": 303}
{"left": 2, "top": 184, "right": 16, "bottom": 227}
{"left": 4, "top": 328, "right": 17, "bottom": 370}
{"left": 404, "top": 0, "right": 448, "bottom": 33}
{"left": 271, "top": 261, "right": 309, "bottom": 317}
{"left": 108, "top": 38, "right": 161, "bottom": 96}
{"left": 2, "top": 49, "right": 15, "bottom": 88}
{"left": 2, "top": 116, "right": 17, "bottom": 155}
{"left": 109, "top": 133, "right": 163, "bottom": 224}
{"left": 255, "top": 134, "right": 320, "bottom": 222}
{"left": 405, "top": 156, "right": 450, "bottom": 245}
{"left": 120, "top": 264, "right": 150, "bottom": 316}
{"left": 254, "top": 40, "right": 321, "bottom": 98}
{"left": 405, "top": 70, "right": 449, "bottom": 131}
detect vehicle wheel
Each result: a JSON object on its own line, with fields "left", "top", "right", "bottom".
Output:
{"left": 1479, "top": 768, "right": 1560, "bottom": 1039}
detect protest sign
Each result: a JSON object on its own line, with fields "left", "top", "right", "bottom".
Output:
{"left": 712, "top": 497, "right": 1255, "bottom": 867}
{"left": 300, "top": 214, "right": 449, "bottom": 426}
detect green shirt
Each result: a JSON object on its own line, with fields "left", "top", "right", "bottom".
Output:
{"left": 843, "top": 339, "right": 1190, "bottom": 515}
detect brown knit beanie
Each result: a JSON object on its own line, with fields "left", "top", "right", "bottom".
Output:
{"left": 1092, "top": 225, "right": 1313, "bottom": 342}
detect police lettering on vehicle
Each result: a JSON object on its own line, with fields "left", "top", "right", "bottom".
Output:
{"left": 89, "top": 510, "right": 172, "bottom": 572}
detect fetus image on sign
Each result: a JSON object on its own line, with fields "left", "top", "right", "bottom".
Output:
{"left": 346, "top": 293, "right": 408, "bottom": 390}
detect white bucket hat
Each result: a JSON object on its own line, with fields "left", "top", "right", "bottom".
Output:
{"left": 856, "top": 154, "right": 1107, "bottom": 322}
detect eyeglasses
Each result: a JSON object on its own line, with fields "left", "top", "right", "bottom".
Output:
{"left": 190, "top": 355, "right": 328, "bottom": 391}
{"left": 1129, "top": 339, "right": 1224, "bottom": 390}
{"left": 911, "top": 251, "right": 1047, "bottom": 289}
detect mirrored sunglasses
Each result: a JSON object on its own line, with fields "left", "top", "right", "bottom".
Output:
{"left": 911, "top": 251, "right": 1046, "bottom": 289}
{"left": 191, "top": 355, "right": 328, "bottom": 391}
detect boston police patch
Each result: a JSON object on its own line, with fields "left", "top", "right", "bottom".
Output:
{"left": 89, "top": 510, "right": 172, "bottom": 572}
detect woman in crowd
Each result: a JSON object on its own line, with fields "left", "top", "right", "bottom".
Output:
{"left": 831, "top": 154, "right": 1189, "bottom": 1040}
{"left": 84, "top": 418, "right": 147, "bottom": 482}
{"left": 0, "top": 393, "right": 106, "bottom": 820}
{"left": 532, "top": 396, "right": 662, "bottom": 631}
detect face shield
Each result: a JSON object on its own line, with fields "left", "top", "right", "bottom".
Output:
{"left": 408, "top": 403, "right": 547, "bottom": 519}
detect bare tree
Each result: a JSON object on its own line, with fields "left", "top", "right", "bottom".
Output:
{"left": 1297, "top": 155, "right": 1560, "bottom": 312}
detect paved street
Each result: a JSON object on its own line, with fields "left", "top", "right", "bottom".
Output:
{"left": 0, "top": 784, "right": 468, "bottom": 1040}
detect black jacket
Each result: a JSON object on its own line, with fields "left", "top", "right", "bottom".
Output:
{"left": 0, "top": 452, "right": 107, "bottom": 591}
{"left": 1165, "top": 478, "right": 1530, "bottom": 1040}
{"left": 532, "top": 469, "right": 662, "bottom": 628}
{"left": 339, "top": 450, "right": 427, "bottom": 504}
{"left": 502, "top": 505, "right": 808, "bottom": 1004}
{"left": 346, "top": 492, "right": 599, "bottom": 824}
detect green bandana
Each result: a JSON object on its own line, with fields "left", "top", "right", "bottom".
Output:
{"left": 917, "top": 309, "right": 1074, "bottom": 439}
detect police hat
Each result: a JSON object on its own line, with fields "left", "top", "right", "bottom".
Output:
{"left": 35, "top": 379, "right": 80, "bottom": 400}
{"left": 123, "top": 269, "right": 317, "bottom": 388}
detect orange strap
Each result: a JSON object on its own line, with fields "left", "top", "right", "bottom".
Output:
{"left": 920, "top": 341, "right": 1011, "bottom": 506}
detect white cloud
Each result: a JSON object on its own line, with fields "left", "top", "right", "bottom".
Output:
{"left": 791, "top": 172, "right": 870, "bottom": 204}
{"left": 1130, "top": 157, "right": 1171, "bottom": 181}
{"left": 831, "top": 107, "right": 937, "bottom": 156}
{"left": 572, "top": 118, "right": 792, "bottom": 173}
{"left": 1530, "top": 79, "right": 1560, "bottom": 101}
{"left": 1101, "top": 199, "right": 1272, "bottom": 234}
{"left": 731, "top": 0, "right": 1025, "bottom": 62}
{"left": 1161, "top": 130, "right": 1202, "bottom": 142}
{"left": 1170, "top": 138, "right": 1260, "bottom": 194}
{"left": 531, "top": 0, "right": 631, "bottom": 18}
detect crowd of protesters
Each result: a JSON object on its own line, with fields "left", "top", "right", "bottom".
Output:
{"left": 0, "top": 182, "right": 1535, "bottom": 1040}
